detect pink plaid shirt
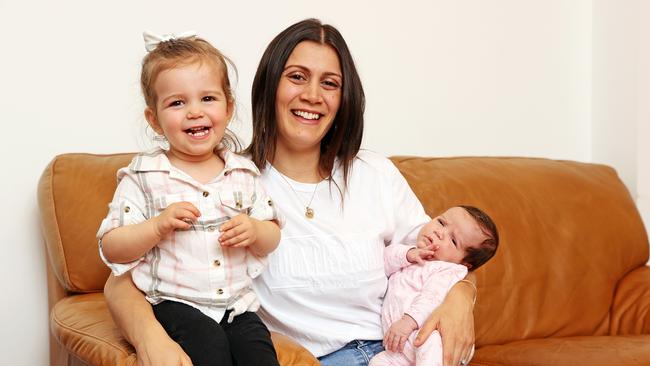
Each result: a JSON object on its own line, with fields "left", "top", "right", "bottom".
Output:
{"left": 97, "top": 148, "right": 282, "bottom": 323}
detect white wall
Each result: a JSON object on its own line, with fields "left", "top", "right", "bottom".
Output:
{"left": 592, "top": 0, "right": 650, "bottom": 239}
{"left": 0, "top": 1, "right": 647, "bottom": 365}
{"left": 633, "top": 0, "right": 650, "bottom": 236}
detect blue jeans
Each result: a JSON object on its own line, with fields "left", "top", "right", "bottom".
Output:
{"left": 318, "top": 340, "right": 384, "bottom": 366}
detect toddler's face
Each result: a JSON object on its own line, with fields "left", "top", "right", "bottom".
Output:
{"left": 147, "top": 62, "right": 232, "bottom": 162}
{"left": 417, "top": 207, "right": 488, "bottom": 267}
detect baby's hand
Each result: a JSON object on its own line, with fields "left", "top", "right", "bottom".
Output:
{"left": 406, "top": 247, "right": 437, "bottom": 265}
{"left": 384, "top": 315, "right": 418, "bottom": 353}
{"left": 219, "top": 214, "right": 258, "bottom": 248}
{"left": 153, "top": 202, "right": 200, "bottom": 238}
{"left": 417, "top": 236, "right": 436, "bottom": 249}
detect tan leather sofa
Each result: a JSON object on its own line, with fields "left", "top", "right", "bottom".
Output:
{"left": 39, "top": 153, "right": 650, "bottom": 366}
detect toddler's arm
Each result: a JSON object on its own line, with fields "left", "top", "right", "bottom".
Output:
{"left": 217, "top": 176, "right": 281, "bottom": 257}
{"left": 102, "top": 201, "right": 200, "bottom": 263}
{"left": 218, "top": 215, "right": 280, "bottom": 257}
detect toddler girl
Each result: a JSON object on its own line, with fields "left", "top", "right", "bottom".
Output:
{"left": 370, "top": 205, "right": 499, "bottom": 366}
{"left": 97, "top": 32, "right": 282, "bottom": 366}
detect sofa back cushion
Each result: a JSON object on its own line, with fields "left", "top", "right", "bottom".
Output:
{"left": 391, "top": 156, "right": 649, "bottom": 346}
{"left": 39, "top": 153, "right": 134, "bottom": 292}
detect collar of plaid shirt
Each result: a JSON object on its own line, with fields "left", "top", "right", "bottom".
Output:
{"left": 130, "top": 148, "right": 261, "bottom": 176}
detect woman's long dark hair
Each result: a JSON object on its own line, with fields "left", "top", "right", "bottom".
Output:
{"left": 245, "top": 18, "right": 365, "bottom": 193}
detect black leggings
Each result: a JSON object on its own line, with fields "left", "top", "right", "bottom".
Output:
{"left": 153, "top": 301, "right": 280, "bottom": 366}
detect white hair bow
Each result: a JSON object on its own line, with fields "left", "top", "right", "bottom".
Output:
{"left": 143, "top": 30, "right": 197, "bottom": 52}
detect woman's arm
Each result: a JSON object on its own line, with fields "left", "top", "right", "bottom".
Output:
{"left": 104, "top": 274, "right": 193, "bottom": 366}
{"left": 414, "top": 272, "right": 477, "bottom": 366}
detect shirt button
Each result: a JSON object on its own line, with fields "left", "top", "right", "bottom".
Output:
{"left": 236, "top": 202, "right": 242, "bottom": 209}
{"left": 217, "top": 288, "right": 224, "bottom": 295}
{"left": 203, "top": 191, "right": 209, "bottom": 197}
{"left": 124, "top": 206, "right": 130, "bottom": 213}
{"left": 208, "top": 226, "right": 216, "bottom": 232}
{"left": 213, "top": 259, "right": 221, "bottom": 267}
{"left": 267, "top": 199, "right": 273, "bottom": 206}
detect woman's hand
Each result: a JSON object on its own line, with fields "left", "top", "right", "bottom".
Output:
{"left": 134, "top": 326, "right": 193, "bottom": 366}
{"left": 414, "top": 280, "right": 475, "bottom": 366}
{"left": 104, "top": 274, "right": 193, "bottom": 366}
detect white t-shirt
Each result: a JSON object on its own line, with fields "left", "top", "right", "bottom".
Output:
{"left": 253, "top": 150, "right": 429, "bottom": 357}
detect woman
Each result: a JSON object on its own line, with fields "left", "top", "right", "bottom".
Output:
{"left": 104, "top": 18, "right": 476, "bottom": 366}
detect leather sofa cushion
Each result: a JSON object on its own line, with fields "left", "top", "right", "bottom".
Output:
{"left": 40, "top": 153, "right": 134, "bottom": 292}
{"left": 610, "top": 266, "right": 650, "bottom": 335}
{"left": 472, "top": 335, "right": 650, "bottom": 366}
{"left": 51, "top": 293, "right": 136, "bottom": 366}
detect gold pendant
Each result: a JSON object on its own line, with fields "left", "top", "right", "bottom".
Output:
{"left": 305, "top": 207, "right": 314, "bottom": 219}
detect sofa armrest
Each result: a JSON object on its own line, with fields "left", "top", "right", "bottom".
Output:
{"left": 610, "top": 266, "right": 650, "bottom": 335}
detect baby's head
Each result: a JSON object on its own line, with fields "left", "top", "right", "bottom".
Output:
{"left": 140, "top": 33, "right": 239, "bottom": 152}
{"left": 417, "top": 205, "right": 499, "bottom": 271}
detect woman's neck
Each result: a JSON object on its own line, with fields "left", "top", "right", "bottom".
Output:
{"left": 271, "top": 144, "right": 323, "bottom": 183}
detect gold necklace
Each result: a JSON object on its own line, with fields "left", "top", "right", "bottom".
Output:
{"left": 270, "top": 164, "right": 320, "bottom": 219}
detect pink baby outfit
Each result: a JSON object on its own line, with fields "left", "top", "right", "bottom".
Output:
{"left": 370, "top": 244, "right": 468, "bottom": 366}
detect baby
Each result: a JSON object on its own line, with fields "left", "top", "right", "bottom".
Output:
{"left": 370, "top": 205, "right": 499, "bottom": 366}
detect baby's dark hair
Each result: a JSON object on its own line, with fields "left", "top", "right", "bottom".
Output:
{"left": 459, "top": 205, "right": 499, "bottom": 271}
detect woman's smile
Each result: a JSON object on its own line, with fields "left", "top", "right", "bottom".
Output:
{"left": 292, "top": 109, "right": 323, "bottom": 123}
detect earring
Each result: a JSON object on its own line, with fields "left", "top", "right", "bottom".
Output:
{"left": 153, "top": 134, "right": 170, "bottom": 151}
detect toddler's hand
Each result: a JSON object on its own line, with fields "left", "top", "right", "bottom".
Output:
{"left": 153, "top": 202, "right": 200, "bottom": 238}
{"left": 407, "top": 247, "right": 437, "bottom": 265}
{"left": 384, "top": 315, "right": 418, "bottom": 353}
{"left": 219, "top": 214, "right": 258, "bottom": 247}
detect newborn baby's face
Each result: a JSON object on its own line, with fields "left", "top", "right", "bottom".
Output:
{"left": 416, "top": 207, "right": 488, "bottom": 265}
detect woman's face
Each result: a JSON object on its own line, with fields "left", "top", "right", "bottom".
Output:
{"left": 274, "top": 41, "right": 342, "bottom": 153}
